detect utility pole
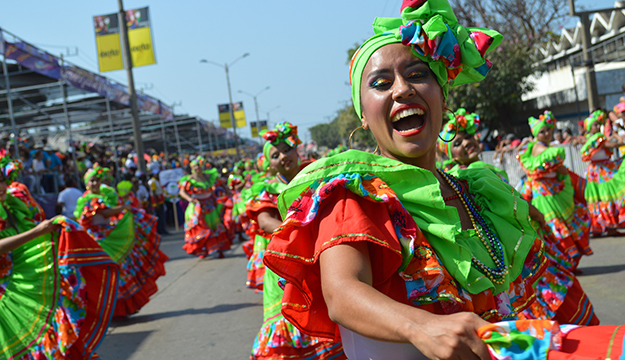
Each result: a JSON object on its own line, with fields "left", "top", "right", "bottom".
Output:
{"left": 118, "top": 0, "right": 146, "bottom": 172}
{"left": 568, "top": 1, "right": 625, "bottom": 111}
{"left": 171, "top": 101, "right": 182, "bottom": 155}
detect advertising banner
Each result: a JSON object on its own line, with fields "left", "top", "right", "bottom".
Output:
{"left": 250, "top": 120, "right": 268, "bottom": 137}
{"left": 93, "top": 7, "right": 156, "bottom": 72}
{"left": 4, "top": 41, "right": 61, "bottom": 79}
{"left": 218, "top": 102, "right": 246, "bottom": 128}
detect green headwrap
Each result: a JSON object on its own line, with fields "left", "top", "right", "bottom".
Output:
{"left": 84, "top": 163, "right": 110, "bottom": 184}
{"left": 261, "top": 121, "right": 302, "bottom": 161}
{"left": 437, "top": 108, "right": 480, "bottom": 158}
{"left": 350, "top": 0, "right": 502, "bottom": 117}
{"left": 584, "top": 110, "right": 605, "bottom": 133}
{"left": 528, "top": 110, "right": 556, "bottom": 137}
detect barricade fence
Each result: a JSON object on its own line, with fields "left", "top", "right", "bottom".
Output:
{"left": 479, "top": 144, "right": 617, "bottom": 190}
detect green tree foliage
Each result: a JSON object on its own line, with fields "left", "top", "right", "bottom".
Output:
{"left": 310, "top": 103, "right": 377, "bottom": 150}
{"left": 448, "top": 0, "right": 569, "bottom": 135}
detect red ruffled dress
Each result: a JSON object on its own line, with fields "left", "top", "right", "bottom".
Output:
{"left": 77, "top": 191, "right": 168, "bottom": 317}
{"left": 179, "top": 175, "right": 229, "bottom": 257}
{"left": 264, "top": 153, "right": 551, "bottom": 344}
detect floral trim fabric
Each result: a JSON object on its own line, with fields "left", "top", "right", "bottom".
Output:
{"left": 517, "top": 142, "right": 566, "bottom": 179}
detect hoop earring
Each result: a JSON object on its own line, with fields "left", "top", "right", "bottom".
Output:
{"left": 349, "top": 125, "right": 380, "bottom": 154}
{"left": 348, "top": 125, "right": 364, "bottom": 149}
{"left": 438, "top": 127, "right": 458, "bottom": 143}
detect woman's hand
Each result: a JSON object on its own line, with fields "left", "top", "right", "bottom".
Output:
{"left": 408, "top": 312, "right": 491, "bottom": 360}
{"left": 122, "top": 204, "right": 132, "bottom": 211}
{"left": 33, "top": 217, "right": 62, "bottom": 235}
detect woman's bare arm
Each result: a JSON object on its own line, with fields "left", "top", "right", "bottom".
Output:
{"left": 319, "top": 241, "right": 491, "bottom": 360}
{"left": 0, "top": 217, "right": 61, "bottom": 254}
{"left": 97, "top": 204, "right": 130, "bottom": 218}
{"left": 257, "top": 208, "right": 283, "bottom": 234}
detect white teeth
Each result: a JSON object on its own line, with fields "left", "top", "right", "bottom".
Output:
{"left": 391, "top": 107, "right": 425, "bottom": 123}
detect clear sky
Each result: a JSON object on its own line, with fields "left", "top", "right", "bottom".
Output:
{"left": 0, "top": 0, "right": 619, "bottom": 142}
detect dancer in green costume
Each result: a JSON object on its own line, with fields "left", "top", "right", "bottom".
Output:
{"left": 518, "top": 111, "right": 592, "bottom": 271}
{"left": 249, "top": 123, "right": 345, "bottom": 360}
{"left": 580, "top": 110, "right": 625, "bottom": 235}
{"left": 76, "top": 164, "right": 168, "bottom": 317}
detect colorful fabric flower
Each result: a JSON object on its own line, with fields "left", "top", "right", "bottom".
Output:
{"left": 0, "top": 149, "right": 23, "bottom": 184}
{"left": 583, "top": 110, "right": 605, "bottom": 133}
{"left": 438, "top": 108, "right": 480, "bottom": 158}
{"left": 349, "top": 0, "right": 502, "bottom": 117}
{"left": 528, "top": 111, "right": 557, "bottom": 137}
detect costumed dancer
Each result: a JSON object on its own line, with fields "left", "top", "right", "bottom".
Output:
{"left": 439, "top": 112, "right": 598, "bottom": 325}
{"left": 262, "top": 1, "right": 610, "bottom": 358}
{"left": 76, "top": 164, "right": 168, "bottom": 317}
{"left": 0, "top": 155, "right": 119, "bottom": 359}
{"left": 249, "top": 122, "right": 345, "bottom": 360}
{"left": 178, "top": 156, "right": 229, "bottom": 259}
{"left": 518, "top": 111, "right": 592, "bottom": 271}
{"left": 580, "top": 110, "right": 625, "bottom": 236}
{"left": 245, "top": 154, "right": 272, "bottom": 292}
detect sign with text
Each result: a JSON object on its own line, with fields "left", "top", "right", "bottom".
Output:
{"left": 250, "top": 120, "right": 268, "bottom": 137}
{"left": 93, "top": 7, "right": 156, "bottom": 72}
{"left": 218, "top": 102, "right": 246, "bottom": 128}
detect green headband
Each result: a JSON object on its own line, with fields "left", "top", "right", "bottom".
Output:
{"left": 349, "top": 0, "right": 502, "bottom": 117}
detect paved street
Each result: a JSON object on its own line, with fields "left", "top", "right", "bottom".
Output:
{"left": 97, "top": 231, "right": 625, "bottom": 359}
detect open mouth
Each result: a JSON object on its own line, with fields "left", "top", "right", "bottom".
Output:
{"left": 391, "top": 106, "right": 426, "bottom": 137}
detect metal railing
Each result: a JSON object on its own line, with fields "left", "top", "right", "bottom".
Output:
{"left": 480, "top": 144, "right": 616, "bottom": 189}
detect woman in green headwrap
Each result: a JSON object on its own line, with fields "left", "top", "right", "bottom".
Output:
{"left": 580, "top": 110, "right": 625, "bottom": 236}
{"left": 248, "top": 122, "right": 345, "bottom": 360}
{"left": 258, "top": 0, "right": 584, "bottom": 358}
{"left": 438, "top": 108, "right": 509, "bottom": 181}
{"left": 0, "top": 152, "right": 119, "bottom": 360}
{"left": 518, "top": 111, "right": 592, "bottom": 272}
{"left": 178, "top": 156, "right": 229, "bottom": 259}
{"left": 75, "top": 164, "right": 168, "bottom": 317}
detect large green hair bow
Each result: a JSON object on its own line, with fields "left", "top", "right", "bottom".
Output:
{"left": 350, "top": 0, "right": 502, "bottom": 117}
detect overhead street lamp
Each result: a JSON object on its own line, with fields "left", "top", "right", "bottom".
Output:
{"left": 200, "top": 53, "right": 250, "bottom": 160}
{"left": 238, "top": 86, "right": 270, "bottom": 140}
{"left": 266, "top": 105, "right": 280, "bottom": 130}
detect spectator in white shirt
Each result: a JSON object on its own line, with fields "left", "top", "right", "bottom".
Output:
{"left": 56, "top": 177, "right": 83, "bottom": 219}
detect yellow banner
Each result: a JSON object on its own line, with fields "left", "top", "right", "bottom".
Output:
{"left": 128, "top": 27, "right": 156, "bottom": 68}
{"left": 210, "top": 148, "right": 237, "bottom": 156}
{"left": 96, "top": 33, "right": 123, "bottom": 72}
{"left": 218, "top": 102, "right": 246, "bottom": 128}
{"left": 250, "top": 120, "right": 269, "bottom": 137}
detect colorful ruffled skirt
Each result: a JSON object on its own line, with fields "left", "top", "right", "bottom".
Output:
{"left": 520, "top": 226, "right": 598, "bottom": 326}
{"left": 251, "top": 268, "right": 345, "bottom": 360}
{"left": 522, "top": 175, "right": 591, "bottom": 269}
{"left": 585, "top": 158, "right": 625, "bottom": 234}
{"left": 246, "top": 233, "right": 269, "bottom": 293}
{"left": 0, "top": 219, "right": 119, "bottom": 360}
{"left": 88, "top": 211, "right": 168, "bottom": 318}
{"left": 183, "top": 198, "right": 229, "bottom": 257}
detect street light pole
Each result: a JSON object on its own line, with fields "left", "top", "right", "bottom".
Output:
{"left": 238, "top": 86, "right": 270, "bottom": 140}
{"left": 200, "top": 53, "right": 249, "bottom": 160}
{"left": 118, "top": 0, "right": 146, "bottom": 172}
{"left": 266, "top": 105, "right": 280, "bottom": 130}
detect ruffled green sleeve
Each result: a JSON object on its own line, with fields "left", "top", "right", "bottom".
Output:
{"left": 518, "top": 142, "right": 565, "bottom": 178}
{"left": 581, "top": 133, "right": 609, "bottom": 161}
{"left": 100, "top": 184, "right": 119, "bottom": 207}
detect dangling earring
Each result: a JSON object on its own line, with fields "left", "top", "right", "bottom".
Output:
{"left": 348, "top": 125, "right": 364, "bottom": 149}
